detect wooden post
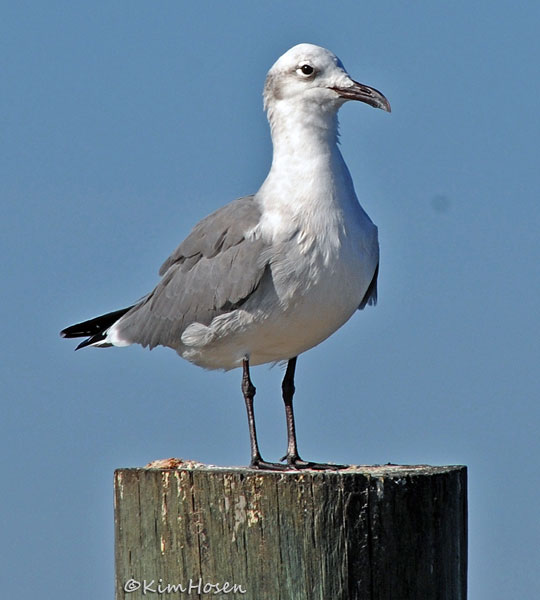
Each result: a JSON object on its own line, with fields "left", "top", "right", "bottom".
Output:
{"left": 114, "top": 463, "right": 467, "bottom": 600}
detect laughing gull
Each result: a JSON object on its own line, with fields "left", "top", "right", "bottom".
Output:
{"left": 61, "top": 43, "right": 390, "bottom": 470}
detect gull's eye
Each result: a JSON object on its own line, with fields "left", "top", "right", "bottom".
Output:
{"left": 298, "top": 64, "right": 314, "bottom": 76}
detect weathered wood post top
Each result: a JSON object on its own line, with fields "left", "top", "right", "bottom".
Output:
{"left": 115, "top": 462, "right": 467, "bottom": 600}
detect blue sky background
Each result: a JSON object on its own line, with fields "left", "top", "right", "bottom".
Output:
{"left": 2, "top": 2, "right": 539, "bottom": 598}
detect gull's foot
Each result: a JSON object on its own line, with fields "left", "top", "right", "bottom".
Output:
{"left": 281, "top": 454, "right": 348, "bottom": 471}
{"left": 249, "top": 458, "right": 293, "bottom": 471}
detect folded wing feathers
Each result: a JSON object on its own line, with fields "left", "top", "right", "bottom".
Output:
{"left": 113, "top": 196, "right": 268, "bottom": 351}
{"left": 159, "top": 196, "right": 260, "bottom": 275}
{"left": 358, "top": 263, "right": 378, "bottom": 310}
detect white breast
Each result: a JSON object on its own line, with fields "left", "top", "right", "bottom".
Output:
{"left": 181, "top": 177, "right": 378, "bottom": 370}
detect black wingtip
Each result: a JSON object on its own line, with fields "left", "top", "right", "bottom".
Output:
{"left": 60, "top": 305, "right": 134, "bottom": 348}
{"left": 75, "top": 335, "right": 105, "bottom": 350}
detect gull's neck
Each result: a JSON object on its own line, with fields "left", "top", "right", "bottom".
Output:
{"left": 267, "top": 101, "right": 340, "bottom": 165}
{"left": 260, "top": 100, "right": 357, "bottom": 211}
{"left": 255, "top": 100, "right": 364, "bottom": 258}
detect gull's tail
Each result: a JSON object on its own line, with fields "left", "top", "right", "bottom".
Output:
{"left": 60, "top": 306, "right": 134, "bottom": 350}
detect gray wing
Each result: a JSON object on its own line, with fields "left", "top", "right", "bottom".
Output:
{"left": 358, "top": 263, "right": 378, "bottom": 309}
{"left": 115, "top": 195, "right": 268, "bottom": 350}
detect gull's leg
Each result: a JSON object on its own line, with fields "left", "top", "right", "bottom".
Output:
{"left": 242, "top": 359, "right": 288, "bottom": 471}
{"left": 281, "top": 357, "right": 347, "bottom": 471}
{"left": 281, "top": 357, "right": 301, "bottom": 462}
{"left": 242, "top": 358, "right": 262, "bottom": 465}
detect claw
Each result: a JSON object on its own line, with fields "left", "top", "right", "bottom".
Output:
{"left": 250, "top": 458, "right": 294, "bottom": 471}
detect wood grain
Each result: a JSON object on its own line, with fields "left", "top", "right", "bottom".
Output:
{"left": 114, "top": 464, "right": 467, "bottom": 599}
